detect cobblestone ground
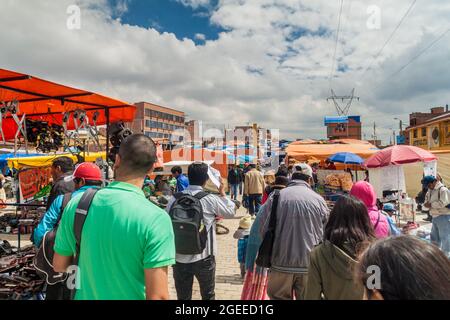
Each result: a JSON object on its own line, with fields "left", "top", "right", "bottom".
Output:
{"left": 168, "top": 204, "right": 247, "bottom": 300}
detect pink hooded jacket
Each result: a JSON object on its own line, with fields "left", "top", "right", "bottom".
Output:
{"left": 350, "top": 181, "right": 390, "bottom": 238}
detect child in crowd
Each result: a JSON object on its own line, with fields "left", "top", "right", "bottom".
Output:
{"left": 233, "top": 215, "right": 253, "bottom": 279}
{"left": 382, "top": 203, "right": 402, "bottom": 236}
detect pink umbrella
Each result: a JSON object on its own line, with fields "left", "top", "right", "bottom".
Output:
{"left": 364, "top": 145, "right": 437, "bottom": 168}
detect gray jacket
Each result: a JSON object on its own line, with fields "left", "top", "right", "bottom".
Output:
{"left": 259, "top": 180, "right": 329, "bottom": 273}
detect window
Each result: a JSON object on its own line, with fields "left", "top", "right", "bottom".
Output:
{"left": 421, "top": 128, "right": 427, "bottom": 137}
{"left": 413, "top": 129, "right": 418, "bottom": 139}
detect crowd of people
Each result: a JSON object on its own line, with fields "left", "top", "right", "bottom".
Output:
{"left": 239, "top": 162, "right": 450, "bottom": 300}
{"left": 28, "top": 135, "right": 450, "bottom": 300}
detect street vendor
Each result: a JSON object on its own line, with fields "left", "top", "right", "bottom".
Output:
{"left": 46, "top": 157, "right": 75, "bottom": 210}
{"left": 422, "top": 175, "right": 450, "bottom": 257}
{"left": 0, "top": 174, "right": 6, "bottom": 203}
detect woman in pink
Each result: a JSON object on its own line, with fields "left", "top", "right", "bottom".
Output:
{"left": 350, "top": 181, "right": 390, "bottom": 238}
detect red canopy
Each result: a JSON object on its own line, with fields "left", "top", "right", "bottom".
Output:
{"left": 0, "top": 68, "right": 136, "bottom": 141}
{"left": 364, "top": 145, "right": 438, "bottom": 168}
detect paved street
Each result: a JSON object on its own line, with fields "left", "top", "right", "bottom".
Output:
{"left": 1, "top": 203, "right": 248, "bottom": 301}
{"left": 1, "top": 202, "right": 432, "bottom": 301}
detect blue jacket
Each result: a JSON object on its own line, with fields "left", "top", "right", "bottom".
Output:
{"left": 383, "top": 212, "right": 401, "bottom": 236}
{"left": 176, "top": 174, "right": 189, "bottom": 192}
{"left": 33, "top": 186, "right": 97, "bottom": 247}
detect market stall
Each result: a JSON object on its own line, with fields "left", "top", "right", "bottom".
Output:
{"left": 364, "top": 145, "right": 438, "bottom": 223}
{"left": 286, "top": 139, "right": 378, "bottom": 169}
{"left": 0, "top": 69, "right": 137, "bottom": 299}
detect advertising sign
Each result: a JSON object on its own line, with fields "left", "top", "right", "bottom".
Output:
{"left": 18, "top": 166, "right": 52, "bottom": 202}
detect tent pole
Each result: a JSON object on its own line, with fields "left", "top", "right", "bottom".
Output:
{"left": 105, "top": 107, "right": 110, "bottom": 180}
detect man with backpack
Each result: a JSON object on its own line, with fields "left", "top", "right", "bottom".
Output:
{"left": 258, "top": 164, "right": 329, "bottom": 300}
{"left": 32, "top": 162, "right": 103, "bottom": 300}
{"left": 166, "top": 162, "right": 236, "bottom": 300}
{"left": 423, "top": 175, "right": 450, "bottom": 257}
{"left": 53, "top": 134, "right": 175, "bottom": 300}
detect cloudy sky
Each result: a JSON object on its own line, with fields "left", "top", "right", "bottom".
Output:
{"left": 1, "top": 0, "right": 450, "bottom": 142}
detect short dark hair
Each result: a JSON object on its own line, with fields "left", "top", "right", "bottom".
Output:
{"left": 118, "top": 134, "right": 157, "bottom": 176}
{"left": 52, "top": 157, "right": 74, "bottom": 173}
{"left": 249, "top": 164, "right": 256, "bottom": 169}
{"left": 73, "top": 177, "right": 103, "bottom": 187}
{"left": 275, "top": 167, "right": 288, "bottom": 178}
{"left": 291, "top": 172, "right": 309, "bottom": 181}
{"left": 356, "top": 235, "right": 450, "bottom": 300}
{"left": 324, "top": 196, "right": 375, "bottom": 256}
{"left": 188, "top": 163, "right": 209, "bottom": 186}
{"left": 274, "top": 176, "right": 289, "bottom": 187}
{"left": 171, "top": 166, "right": 182, "bottom": 175}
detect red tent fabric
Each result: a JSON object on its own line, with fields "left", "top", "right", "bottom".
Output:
{"left": 0, "top": 68, "right": 136, "bottom": 141}
{"left": 364, "top": 145, "right": 437, "bottom": 168}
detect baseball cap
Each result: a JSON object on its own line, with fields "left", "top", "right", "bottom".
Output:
{"left": 72, "top": 162, "right": 103, "bottom": 181}
{"left": 422, "top": 175, "right": 437, "bottom": 186}
{"left": 294, "top": 163, "right": 313, "bottom": 178}
{"left": 383, "top": 203, "right": 396, "bottom": 212}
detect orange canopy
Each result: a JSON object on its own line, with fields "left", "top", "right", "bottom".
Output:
{"left": 286, "top": 139, "right": 379, "bottom": 163}
{"left": 0, "top": 68, "right": 136, "bottom": 141}
{"left": 163, "top": 147, "right": 231, "bottom": 178}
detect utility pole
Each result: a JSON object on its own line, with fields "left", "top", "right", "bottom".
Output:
{"left": 326, "top": 88, "right": 360, "bottom": 116}
{"left": 373, "top": 122, "right": 377, "bottom": 143}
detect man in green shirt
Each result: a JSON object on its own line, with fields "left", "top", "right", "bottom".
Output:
{"left": 53, "top": 134, "right": 176, "bottom": 300}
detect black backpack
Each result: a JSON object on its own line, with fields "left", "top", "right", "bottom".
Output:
{"left": 33, "top": 192, "right": 73, "bottom": 285}
{"left": 169, "top": 191, "right": 210, "bottom": 255}
{"left": 33, "top": 188, "right": 99, "bottom": 300}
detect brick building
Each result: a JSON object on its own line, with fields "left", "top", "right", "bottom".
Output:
{"left": 129, "top": 102, "right": 185, "bottom": 148}
{"left": 325, "top": 116, "right": 362, "bottom": 140}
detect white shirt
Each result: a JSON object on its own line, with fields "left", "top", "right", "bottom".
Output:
{"left": 166, "top": 185, "right": 236, "bottom": 263}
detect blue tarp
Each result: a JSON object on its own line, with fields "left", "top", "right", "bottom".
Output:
{"left": 324, "top": 115, "right": 361, "bottom": 125}
{"left": 0, "top": 153, "right": 42, "bottom": 170}
{"left": 328, "top": 152, "right": 364, "bottom": 165}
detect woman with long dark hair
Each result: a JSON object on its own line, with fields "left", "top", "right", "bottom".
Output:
{"left": 356, "top": 235, "right": 450, "bottom": 300}
{"left": 305, "top": 196, "right": 376, "bottom": 300}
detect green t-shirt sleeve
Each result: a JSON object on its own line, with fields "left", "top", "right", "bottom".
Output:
{"left": 54, "top": 195, "right": 80, "bottom": 257}
{"left": 143, "top": 211, "right": 176, "bottom": 269}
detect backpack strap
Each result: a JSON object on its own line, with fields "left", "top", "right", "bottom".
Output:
{"left": 55, "top": 192, "right": 73, "bottom": 227}
{"left": 74, "top": 188, "right": 99, "bottom": 255}
{"left": 194, "top": 191, "right": 209, "bottom": 200}
{"left": 374, "top": 211, "right": 381, "bottom": 231}
{"left": 70, "top": 188, "right": 99, "bottom": 300}
{"left": 268, "top": 189, "right": 281, "bottom": 233}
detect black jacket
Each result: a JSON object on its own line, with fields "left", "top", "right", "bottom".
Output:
{"left": 46, "top": 172, "right": 75, "bottom": 210}
{"left": 228, "top": 168, "right": 243, "bottom": 185}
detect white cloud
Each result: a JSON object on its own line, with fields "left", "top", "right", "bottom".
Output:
{"left": 1, "top": 0, "right": 450, "bottom": 142}
{"left": 194, "top": 33, "right": 206, "bottom": 41}
{"left": 177, "top": 0, "right": 211, "bottom": 9}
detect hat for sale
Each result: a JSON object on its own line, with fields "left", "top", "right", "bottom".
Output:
{"left": 422, "top": 175, "right": 437, "bottom": 186}
{"left": 72, "top": 162, "right": 103, "bottom": 181}
{"left": 293, "top": 163, "right": 313, "bottom": 178}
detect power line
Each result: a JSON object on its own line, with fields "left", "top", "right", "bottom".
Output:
{"left": 359, "top": 0, "right": 417, "bottom": 80}
{"left": 329, "top": 0, "right": 344, "bottom": 89}
{"left": 385, "top": 27, "right": 450, "bottom": 80}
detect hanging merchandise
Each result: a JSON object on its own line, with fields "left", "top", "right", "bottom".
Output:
{"left": 107, "top": 121, "right": 133, "bottom": 163}
{"left": 26, "top": 120, "right": 64, "bottom": 153}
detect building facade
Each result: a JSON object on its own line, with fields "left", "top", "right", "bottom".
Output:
{"left": 405, "top": 106, "right": 450, "bottom": 150}
{"left": 324, "top": 116, "right": 362, "bottom": 140}
{"left": 130, "top": 102, "right": 185, "bottom": 147}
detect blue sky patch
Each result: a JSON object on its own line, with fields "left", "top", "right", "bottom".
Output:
{"left": 107, "top": 0, "right": 224, "bottom": 44}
